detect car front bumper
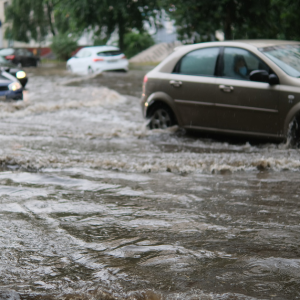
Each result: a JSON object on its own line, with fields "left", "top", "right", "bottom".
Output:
{"left": 0, "top": 89, "right": 23, "bottom": 100}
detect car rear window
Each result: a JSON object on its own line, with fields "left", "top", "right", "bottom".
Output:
{"left": 0, "top": 48, "right": 14, "bottom": 56}
{"left": 97, "top": 50, "right": 122, "bottom": 56}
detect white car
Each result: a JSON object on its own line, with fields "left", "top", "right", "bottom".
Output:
{"left": 66, "top": 46, "right": 129, "bottom": 74}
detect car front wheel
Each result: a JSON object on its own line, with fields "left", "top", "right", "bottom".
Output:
{"left": 288, "top": 116, "right": 300, "bottom": 147}
{"left": 149, "top": 105, "right": 175, "bottom": 129}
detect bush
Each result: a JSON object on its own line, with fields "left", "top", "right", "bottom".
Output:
{"left": 50, "top": 34, "right": 78, "bottom": 61}
{"left": 124, "top": 32, "right": 155, "bottom": 58}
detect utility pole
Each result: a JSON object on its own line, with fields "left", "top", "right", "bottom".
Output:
{"left": 0, "top": 20, "right": 2, "bottom": 48}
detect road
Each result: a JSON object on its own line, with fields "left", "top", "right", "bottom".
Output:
{"left": 0, "top": 65, "right": 299, "bottom": 300}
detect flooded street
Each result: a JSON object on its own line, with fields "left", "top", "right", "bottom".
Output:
{"left": 0, "top": 65, "right": 300, "bottom": 300}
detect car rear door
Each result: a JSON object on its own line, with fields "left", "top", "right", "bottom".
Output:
{"left": 161, "top": 47, "right": 220, "bottom": 129}
{"left": 214, "top": 47, "right": 280, "bottom": 135}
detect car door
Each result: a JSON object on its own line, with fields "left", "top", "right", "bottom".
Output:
{"left": 14, "top": 49, "right": 24, "bottom": 66}
{"left": 24, "top": 50, "right": 36, "bottom": 66}
{"left": 162, "top": 47, "right": 220, "bottom": 129}
{"left": 71, "top": 49, "right": 85, "bottom": 72}
{"left": 214, "top": 47, "right": 280, "bottom": 135}
{"left": 82, "top": 50, "right": 92, "bottom": 73}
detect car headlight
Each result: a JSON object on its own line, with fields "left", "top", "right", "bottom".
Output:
{"left": 16, "top": 71, "right": 26, "bottom": 79}
{"left": 8, "top": 82, "right": 22, "bottom": 91}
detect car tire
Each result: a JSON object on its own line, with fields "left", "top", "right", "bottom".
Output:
{"left": 288, "top": 116, "right": 300, "bottom": 147}
{"left": 88, "top": 66, "right": 94, "bottom": 75}
{"left": 148, "top": 104, "right": 175, "bottom": 129}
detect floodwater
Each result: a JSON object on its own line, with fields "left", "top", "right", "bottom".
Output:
{"left": 0, "top": 65, "right": 300, "bottom": 300}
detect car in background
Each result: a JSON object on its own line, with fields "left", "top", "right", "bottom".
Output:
{"left": 142, "top": 40, "right": 300, "bottom": 145}
{"left": 0, "top": 56, "right": 28, "bottom": 88}
{"left": 0, "top": 70, "right": 23, "bottom": 101}
{"left": 66, "top": 46, "right": 128, "bottom": 74}
{"left": 0, "top": 48, "right": 40, "bottom": 67}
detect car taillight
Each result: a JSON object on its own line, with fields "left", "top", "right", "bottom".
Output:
{"left": 142, "top": 75, "right": 148, "bottom": 96}
{"left": 93, "top": 58, "right": 104, "bottom": 62}
{"left": 121, "top": 55, "right": 126, "bottom": 59}
{"left": 5, "top": 55, "right": 15, "bottom": 60}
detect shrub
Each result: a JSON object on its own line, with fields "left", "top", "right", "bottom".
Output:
{"left": 124, "top": 32, "right": 155, "bottom": 58}
{"left": 50, "top": 34, "right": 78, "bottom": 61}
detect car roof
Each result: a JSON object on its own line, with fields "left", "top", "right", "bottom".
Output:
{"left": 81, "top": 46, "right": 120, "bottom": 53}
{"left": 172, "top": 40, "right": 300, "bottom": 56}
{"left": 230, "top": 39, "right": 300, "bottom": 48}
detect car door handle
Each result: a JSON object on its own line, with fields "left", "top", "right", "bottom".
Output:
{"left": 170, "top": 80, "right": 182, "bottom": 87}
{"left": 219, "top": 85, "right": 234, "bottom": 92}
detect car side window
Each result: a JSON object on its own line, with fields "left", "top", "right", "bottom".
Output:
{"left": 15, "top": 49, "right": 22, "bottom": 55}
{"left": 75, "top": 50, "right": 84, "bottom": 58}
{"left": 222, "top": 47, "right": 269, "bottom": 80}
{"left": 25, "top": 50, "right": 33, "bottom": 57}
{"left": 176, "top": 47, "right": 219, "bottom": 76}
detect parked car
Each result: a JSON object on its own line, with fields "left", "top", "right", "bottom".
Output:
{"left": 0, "top": 48, "right": 39, "bottom": 67}
{"left": 141, "top": 40, "right": 300, "bottom": 144}
{"left": 0, "top": 56, "right": 28, "bottom": 88}
{"left": 66, "top": 46, "right": 128, "bottom": 74}
{"left": 0, "top": 70, "right": 23, "bottom": 101}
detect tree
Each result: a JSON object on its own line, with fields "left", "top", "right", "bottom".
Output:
{"left": 123, "top": 32, "right": 155, "bottom": 58}
{"left": 60, "top": 0, "right": 160, "bottom": 50}
{"left": 5, "top": 0, "right": 71, "bottom": 44}
{"left": 162, "top": 0, "right": 300, "bottom": 42}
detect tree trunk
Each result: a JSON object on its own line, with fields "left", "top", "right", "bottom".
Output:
{"left": 224, "top": 3, "right": 232, "bottom": 40}
{"left": 46, "top": 1, "right": 56, "bottom": 36}
{"left": 118, "top": 12, "right": 125, "bottom": 51}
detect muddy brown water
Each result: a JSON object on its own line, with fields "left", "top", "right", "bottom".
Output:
{"left": 0, "top": 65, "right": 300, "bottom": 300}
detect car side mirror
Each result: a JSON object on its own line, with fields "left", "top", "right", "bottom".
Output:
{"left": 249, "top": 70, "right": 279, "bottom": 85}
{"left": 268, "top": 73, "right": 279, "bottom": 85}
{"left": 249, "top": 70, "right": 269, "bottom": 83}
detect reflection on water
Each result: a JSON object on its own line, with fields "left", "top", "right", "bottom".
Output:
{"left": 0, "top": 66, "right": 299, "bottom": 300}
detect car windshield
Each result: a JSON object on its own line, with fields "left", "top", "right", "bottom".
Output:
{"left": 0, "top": 48, "right": 14, "bottom": 56}
{"left": 261, "top": 44, "right": 300, "bottom": 77}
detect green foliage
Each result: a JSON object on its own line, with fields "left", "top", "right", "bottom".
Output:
{"left": 162, "top": 0, "right": 300, "bottom": 41}
{"left": 5, "top": 0, "right": 49, "bottom": 43}
{"left": 62, "top": 0, "right": 159, "bottom": 50}
{"left": 124, "top": 32, "right": 155, "bottom": 58}
{"left": 5, "top": 0, "right": 72, "bottom": 43}
{"left": 93, "top": 37, "right": 109, "bottom": 46}
{"left": 50, "top": 34, "right": 78, "bottom": 61}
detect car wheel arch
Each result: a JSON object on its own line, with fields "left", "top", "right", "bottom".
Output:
{"left": 284, "top": 103, "right": 300, "bottom": 137}
{"left": 145, "top": 92, "right": 182, "bottom": 125}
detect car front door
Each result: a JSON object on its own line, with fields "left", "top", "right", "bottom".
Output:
{"left": 162, "top": 47, "right": 220, "bottom": 129}
{"left": 71, "top": 49, "right": 85, "bottom": 72}
{"left": 214, "top": 47, "right": 280, "bottom": 135}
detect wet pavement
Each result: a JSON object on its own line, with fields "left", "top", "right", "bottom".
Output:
{"left": 0, "top": 65, "right": 300, "bottom": 300}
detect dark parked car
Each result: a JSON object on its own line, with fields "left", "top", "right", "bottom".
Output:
{"left": 0, "top": 48, "right": 39, "bottom": 67}
{"left": 0, "top": 56, "right": 28, "bottom": 88}
{"left": 141, "top": 40, "right": 300, "bottom": 144}
{"left": 0, "top": 71, "right": 23, "bottom": 101}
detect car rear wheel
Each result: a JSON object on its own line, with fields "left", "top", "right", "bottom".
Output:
{"left": 149, "top": 105, "right": 175, "bottom": 129}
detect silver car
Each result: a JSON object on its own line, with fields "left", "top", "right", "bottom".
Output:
{"left": 141, "top": 40, "right": 300, "bottom": 144}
